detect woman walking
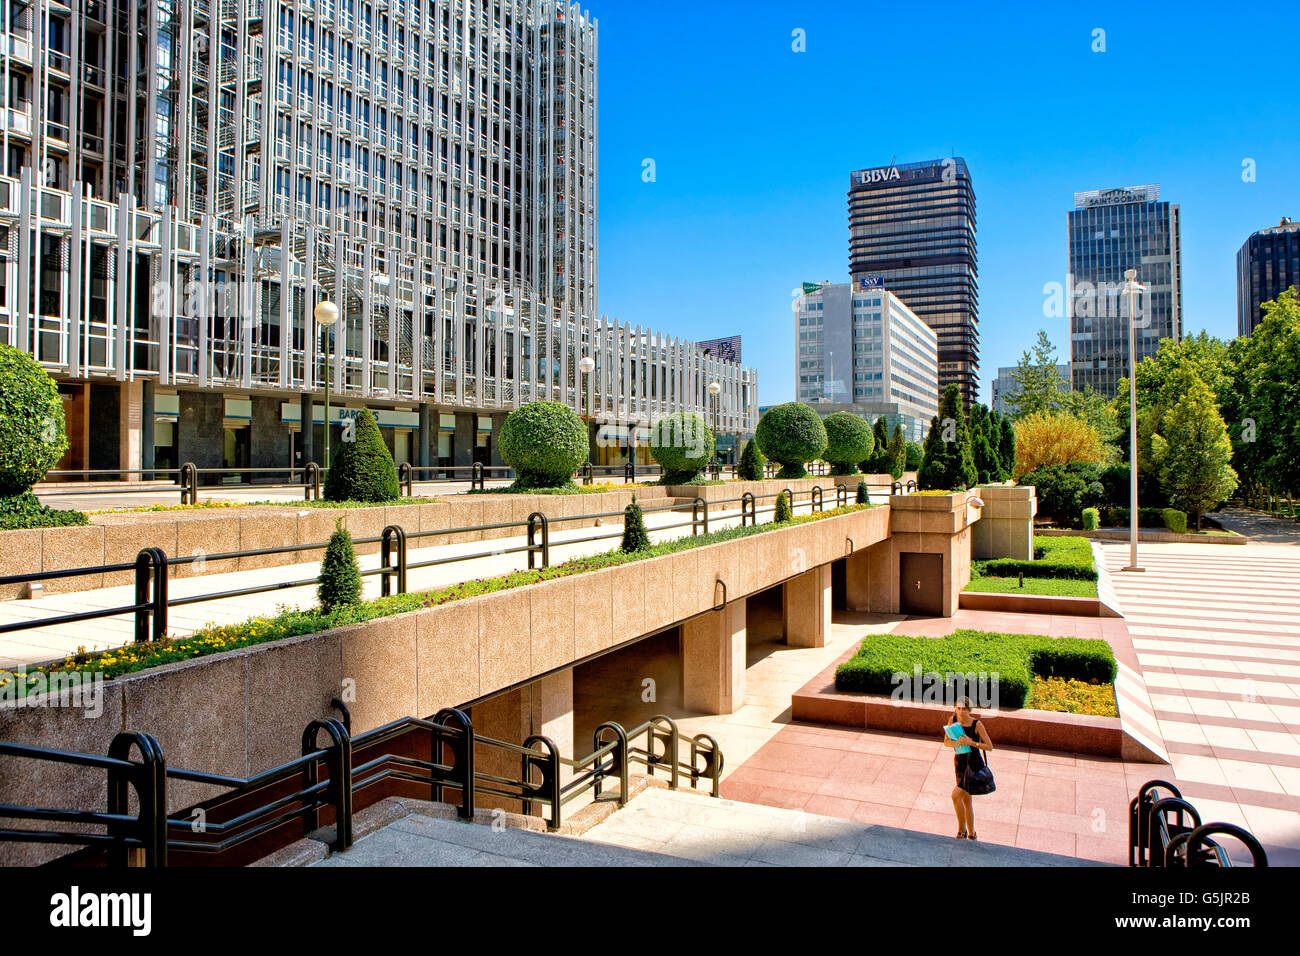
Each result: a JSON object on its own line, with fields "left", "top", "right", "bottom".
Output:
{"left": 943, "top": 696, "right": 994, "bottom": 840}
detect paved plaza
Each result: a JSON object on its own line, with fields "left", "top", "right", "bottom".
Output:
{"left": 668, "top": 512, "right": 1300, "bottom": 866}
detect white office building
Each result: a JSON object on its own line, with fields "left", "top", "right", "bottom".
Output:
{"left": 794, "top": 279, "right": 939, "bottom": 441}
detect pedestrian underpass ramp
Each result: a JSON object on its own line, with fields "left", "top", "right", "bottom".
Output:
{"left": 581, "top": 788, "right": 1102, "bottom": 867}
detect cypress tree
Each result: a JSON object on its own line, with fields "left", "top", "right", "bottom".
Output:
{"left": 859, "top": 417, "right": 891, "bottom": 473}
{"left": 620, "top": 496, "right": 652, "bottom": 552}
{"left": 318, "top": 520, "right": 362, "bottom": 612}
{"left": 886, "top": 424, "right": 907, "bottom": 480}
{"left": 998, "top": 415, "right": 1017, "bottom": 481}
{"left": 855, "top": 481, "right": 870, "bottom": 504}
{"left": 918, "top": 386, "right": 977, "bottom": 491}
{"left": 324, "top": 408, "right": 401, "bottom": 502}
{"left": 773, "top": 490, "right": 793, "bottom": 523}
{"left": 737, "top": 438, "right": 765, "bottom": 481}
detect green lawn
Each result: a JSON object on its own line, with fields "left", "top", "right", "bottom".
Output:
{"left": 963, "top": 575, "right": 1098, "bottom": 598}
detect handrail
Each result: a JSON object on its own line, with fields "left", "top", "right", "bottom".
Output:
{"left": 1128, "top": 778, "right": 1267, "bottom": 868}
{"left": 0, "top": 708, "right": 722, "bottom": 865}
{"left": 0, "top": 483, "right": 859, "bottom": 645}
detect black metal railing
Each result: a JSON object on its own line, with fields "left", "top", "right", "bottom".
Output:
{"left": 0, "top": 483, "right": 879, "bottom": 648}
{"left": 1128, "top": 779, "right": 1268, "bottom": 867}
{"left": 35, "top": 462, "right": 676, "bottom": 504}
{"left": 0, "top": 707, "right": 722, "bottom": 867}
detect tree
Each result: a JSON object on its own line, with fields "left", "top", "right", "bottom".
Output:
{"left": 649, "top": 411, "right": 714, "bottom": 484}
{"left": 885, "top": 424, "right": 907, "bottom": 479}
{"left": 904, "top": 441, "right": 924, "bottom": 472}
{"left": 1152, "top": 375, "right": 1239, "bottom": 529}
{"left": 1058, "top": 386, "right": 1120, "bottom": 450}
{"left": 0, "top": 344, "right": 69, "bottom": 496}
{"left": 1231, "top": 287, "right": 1300, "bottom": 496}
{"left": 997, "top": 415, "right": 1017, "bottom": 481}
{"left": 773, "top": 489, "right": 793, "bottom": 523}
{"left": 324, "top": 408, "right": 401, "bottom": 502}
{"left": 822, "top": 412, "right": 874, "bottom": 475}
{"left": 499, "top": 400, "right": 590, "bottom": 490}
{"left": 1012, "top": 411, "right": 1105, "bottom": 479}
{"left": 318, "top": 520, "right": 362, "bottom": 611}
{"left": 859, "top": 416, "right": 891, "bottom": 473}
{"left": 620, "top": 496, "right": 652, "bottom": 552}
{"left": 754, "top": 403, "right": 828, "bottom": 479}
{"left": 737, "top": 438, "right": 765, "bottom": 481}
{"left": 1005, "top": 330, "right": 1065, "bottom": 418}
{"left": 917, "top": 385, "right": 977, "bottom": 491}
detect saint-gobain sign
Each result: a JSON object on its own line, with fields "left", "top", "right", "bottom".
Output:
{"left": 852, "top": 166, "right": 901, "bottom": 185}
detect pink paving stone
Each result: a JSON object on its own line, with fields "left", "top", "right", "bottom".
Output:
{"left": 803, "top": 794, "right": 862, "bottom": 820}
{"left": 1021, "top": 774, "right": 1076, "bottom": 809}
{"left": 850, "top": 801, "right": 912, "bottom": 828}
{"left": 904, "top": 808, "right": 960, "bottom": 837}
{"left": 1015, "top": 824, "right": 1077, "bottom": 857}
{"left": 964, "top": 819, "right": 1019, "bottom": 847}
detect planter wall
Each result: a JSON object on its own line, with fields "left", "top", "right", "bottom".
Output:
{"left": 0, "top": 506, "right": 893, "bottom": 864}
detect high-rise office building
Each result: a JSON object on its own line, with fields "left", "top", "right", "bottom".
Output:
{"left": 1237, "top": 218, "right": 1300, "bottom": 336}
{"left": 1067, "top": 184, "right": 1181, "bottom": 397}
{"left": 0, "top": 0, "right": 757, "bottom": 475}
{"left": 989, "top": 364, "right": 1068, "bottom": 415}
{"left": 847, "top": 158, "right": 978, "bottom": 407}
{"left": 794, "top": 279, "right": 939, "bottom": 442}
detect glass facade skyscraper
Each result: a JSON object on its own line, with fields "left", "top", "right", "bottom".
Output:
{"left": 847, "top": 158, "right": 978, "bottom": 407}
{"left": 1067, "top": 185, "right": 1181, "bottom": 398}
{"left": 1237, "top": 218, "right": 1300, "bottom": 336}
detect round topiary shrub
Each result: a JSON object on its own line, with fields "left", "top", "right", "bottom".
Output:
{"left": 754, "top": 403, "right": 827, "bottom": 480}
{"left": 650, "top": 411, "right": 714, "bottom": 484}
{"left": 324, "top": 408, "right": 401, "bottom": 502}
{"left": 0, "top": 344, "right": 69, "bottom": 497}
{"left": 499, "top": 400, "right": 589, "bottom": 490}
{"left": 822, "top": 412, "right": 873, "bottom": 476}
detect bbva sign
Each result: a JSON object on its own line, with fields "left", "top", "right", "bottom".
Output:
{"left": 854, "top": 167, "right": 901, "bottom": 184}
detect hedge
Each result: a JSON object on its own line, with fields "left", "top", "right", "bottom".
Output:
{"left": 971, "top": 535, "right": 1097, "bottom": 581}
{"left": 1081, "top": 507, "right": 1100, "bottom": 531}
{"left": 0, "top": 492, "right": 89, "bottom": 530}
{"left": 833, "top": 629, "right": 1116, "bottom": 709}
{"left": 1102, "top": 506, "right": 1187, "bottom": 532}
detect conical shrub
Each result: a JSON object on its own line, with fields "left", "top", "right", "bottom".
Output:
{"left": 324, "top": 408, "right": 401, "bottom": 502}
{"left": 737, "top": 438, "right": 765, "bottom": 481}
{"left": 773, "top": 490, "right": 793, "bottom": 523}
{"left": 855, "top": 481, "right": 870, "bottom": 505}
{"left": 318, "top": 520, "right": 362, "bottom": 611}
{"left": 621, "top": 496, "right": 651, "bottom": 552}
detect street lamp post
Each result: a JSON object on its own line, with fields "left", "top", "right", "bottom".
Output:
{"left": 314, "top": 300, "right": 339, "bottom": 469}
{"left": 1120, "top": 269, "right": 1145, "bottom": 573}
{"left": 578, "top": 354, "right": 595, "bottom": 468}
{"left": 708, "top": 380, "right": 722, "bottom": 478}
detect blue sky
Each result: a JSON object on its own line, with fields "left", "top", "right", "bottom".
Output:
{"left": 586, "top": 0, "right": 1300, "bottom": 406}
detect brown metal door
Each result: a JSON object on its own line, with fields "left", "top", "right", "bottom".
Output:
{"left": 899, "top": 552, "right": 943, "bottom": 616}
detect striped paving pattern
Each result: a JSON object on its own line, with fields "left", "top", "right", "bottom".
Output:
{"left": 1100, "top": 537, "right": 1300, "bottom": 865}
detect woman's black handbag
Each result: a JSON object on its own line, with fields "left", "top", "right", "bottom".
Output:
{"left": 962, "top": 750, "right": 996, "bottom": 795}
{"left": 967, "top": 723, "right": 993, "bottom": 801}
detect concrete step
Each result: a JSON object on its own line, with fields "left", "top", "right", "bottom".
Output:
{"left": 581, "top": 787, "right": 1104, "bottom": 867}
